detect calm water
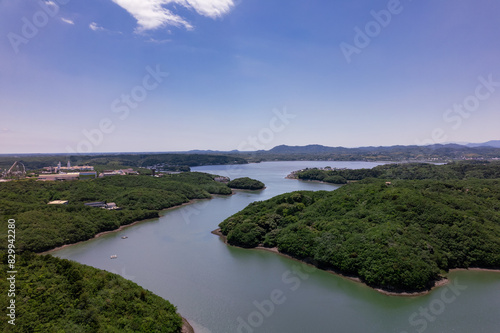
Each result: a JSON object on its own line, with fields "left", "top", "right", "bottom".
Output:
{"left": 51, "top": 161, "right": 500, "bottom": 333}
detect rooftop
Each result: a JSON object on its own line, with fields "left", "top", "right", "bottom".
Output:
{"left": 48, "top": 200, "right": 69, "bottom": 205}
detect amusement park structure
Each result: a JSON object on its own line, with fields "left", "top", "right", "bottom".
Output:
{"left": 1, "top": 161, "right": 26, "bottom": 179}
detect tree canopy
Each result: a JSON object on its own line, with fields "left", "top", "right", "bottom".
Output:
{"left": 227, "top": 177, "right": 265, "bottom": 190}
{"left": 220, "top": 163, "right": 500, "bottom": 292}
{"left": 0, "top": 253, "right": 182, "bottom": 332}
{"left": 0, "top": 172, "right": 232, "bottom": 253}
{"left": 0, "top": 172, "right": 235, "bottom": 331}
{"left": 294, "top": 161, "right": 500, "bottom": 183}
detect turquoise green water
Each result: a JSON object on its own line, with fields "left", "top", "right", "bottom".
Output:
{"left": 51, "top": 162, "right": 500, "bottom": 333}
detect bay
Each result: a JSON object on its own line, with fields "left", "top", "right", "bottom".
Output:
{"left": 51, "top": 161, "right": 500, "bottom": 333}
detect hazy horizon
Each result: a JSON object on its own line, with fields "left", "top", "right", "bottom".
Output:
{"left": 2, "top": 1, "right": 500, "bottom": 154}
{"left": 2, "top": 139, "right": 500, "bottom": 157}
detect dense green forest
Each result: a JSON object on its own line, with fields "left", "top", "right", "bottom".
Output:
{"left": 294, "top": 161, "right": 500, "bottom": 184}
{"left": 0, "top": 172, "right": 238, "bottom": 331}
{"left": 227, "top": 177, "right": 265, "bottom": 190}
{"left": 0, "top": 173, "right": 232, "bottom": 253}
{"left": 219, "top": 164, "right": 500, "bottom": 292}
{"left": 0, "top": 253, "right": 182, "bottom": 332}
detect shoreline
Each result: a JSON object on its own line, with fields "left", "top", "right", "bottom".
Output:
{"left": 212, "top": 228, "right": 499, "bottom": 297}
{"left": 449, "top": 267, "right": 500, "bottom": 273}
{"left": 285, "top": 175, "right": 351, "bottom": 186}
{"left": 42, "top": 199, "right": 206, "bottom": 255}
{"left": 212, "top": 228, "right": 375, "bottom": 291}
{"left": 181, "top": 317, "right": 195, "bottom": 333}
{"left": 42, "top": 198, "right": 205, "bottom": 333}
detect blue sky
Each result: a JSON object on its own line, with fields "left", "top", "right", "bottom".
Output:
{"left": 1, "top": 0, "right": 499, "bottom": 154}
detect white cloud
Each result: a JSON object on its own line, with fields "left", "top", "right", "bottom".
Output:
{"left": 181, "top": 0, "right": 235, "bottom": 18}
{"left": 89, "top": 22, "right": 105, "bottom": 31}
{"left": 61, "top": 17, "right": 74, "bottom": 25}
{"left": 111, "top": 0, "right": 235, "bottom": 32}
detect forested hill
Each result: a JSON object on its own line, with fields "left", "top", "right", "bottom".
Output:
{"left": 219, "top": 164, "right": 500, "bottom": 293}
{"left": 293, "top": 161, "right": 500, "bottom": 184}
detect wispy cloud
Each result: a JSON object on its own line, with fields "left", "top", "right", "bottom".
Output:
{"left": 89, "top": 22, "right": 105, "bottom": 31}
{"left": 61, "top": 17, "right": 74, "bottom": 25}
{"left": 89, "top": 22, "right": 123, "bottom": 35}
{"left": 146, "top": 37, "right": 172, "bottom": 44}
{"left": 111, "top": 0, "right": 235, "bottom": 32}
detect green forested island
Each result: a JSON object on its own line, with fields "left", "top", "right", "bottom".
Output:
{"left": 0, "top": 172, "right": 248, "bottom": 332}
{"left": 227, "top": 177, "right": 265, "bottom": 190}
{"left": 219, "top": 163, "right": 500, "bottom": 292}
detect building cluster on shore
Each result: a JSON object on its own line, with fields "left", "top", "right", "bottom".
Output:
{"left": 47, "top": 200, "right": 121, "bottom": 210}
{"left": 42, "top": 161, "right": 94, "bottom": 173}
{"left": 37, "top": 162, "right": 140, "bottom": 181}
{"left": 39, "top": 161, "right": 97, "bottom": 181}
{"left": 84, "top": 201, "right": 121, "bottom": 210}
{"left": 39, "top": 172, "right": 96, "bottom": 181}
{"left": 100, "top": 168, "right": 138, "bottom": 177}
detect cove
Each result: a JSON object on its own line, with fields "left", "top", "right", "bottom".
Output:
{"left": 51, "top": 161, "right": 500, "bottom": 333}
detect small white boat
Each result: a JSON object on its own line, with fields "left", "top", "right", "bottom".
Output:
{"left": 110, "top": 255, "right": 118, "bottom": 259}
{"left": 121, "top": 236, "right": 128, "bottom": 239}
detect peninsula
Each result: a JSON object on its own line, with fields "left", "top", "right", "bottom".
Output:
{"left": 218, "top": 162, "right": 500, "bottom": 294}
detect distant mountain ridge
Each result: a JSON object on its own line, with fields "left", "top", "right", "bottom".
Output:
{"left": 1, "top": 142, "right": 500, "bottom": 170}
{"left": 267, "top": 143, "right": 480, "bottom": 154}
{"left": 184, "top": 142, "right": 500, "bottom": 154}
{"left": 243, "top": 142, "right": 500, "bottom": 161}
{"left": 465, "top": 140, "right": 500, "bottom": 148}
